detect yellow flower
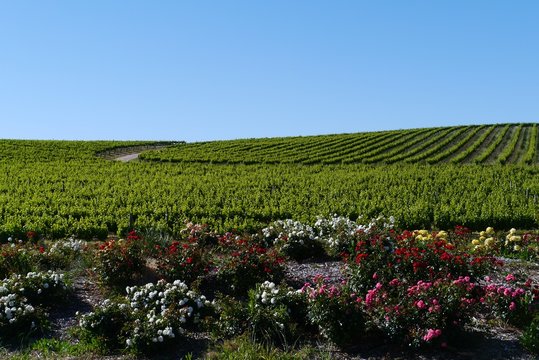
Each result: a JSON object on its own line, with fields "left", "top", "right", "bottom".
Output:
{"left": 484, "top": 237, "right": 495, "bottom": 248}
{"left": 436, "top": 231, "right": 448, "bottom": 239}
{"left": 486, "top": 227, "right": 494, "bottom": 235}
{"left": 480, "top": 231, "right": 486, "bottom": 237}
{"left": 510, "top": 235, "right": 521, "bottom": 242}
{"left": 513, "top": 245, "right": 522, "bottom": 251}
{"left": 471, "top": 239, "right": 481, "bottom": 246}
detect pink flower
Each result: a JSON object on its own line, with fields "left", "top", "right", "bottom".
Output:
{"left": 509, "top": 302, "right": 516, "bottom": 311}
{"left": 505, "top": 274, "right": 516, "bottom": 282}
{"left": 365, "top": 289, "right": 377, "bottom": 307}
{"left": 423, "top": 328, "right": 442, "bottom": 342}
{"left": 416, "top": 300, "right": 426, "bottom": 309}
{"left": 372, "top": 272, "right": 378, "bottom": 280}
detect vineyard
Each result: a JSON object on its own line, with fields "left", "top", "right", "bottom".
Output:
{"left": 139, "top": 123, "right": 538, "bottom": 165}
{"left": 0, "top": 125, "right": 538, "bottom": 241}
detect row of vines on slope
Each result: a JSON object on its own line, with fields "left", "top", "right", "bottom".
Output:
{"left": 140, "top": 124, "right": 538, "bottom": 165}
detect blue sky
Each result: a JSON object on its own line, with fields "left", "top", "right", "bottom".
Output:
{"left": 1, "top": 1, "right": 538, "bottom": 142}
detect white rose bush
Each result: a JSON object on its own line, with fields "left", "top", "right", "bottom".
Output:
{"left": 78, "top": 279, "right": 213, "bottom": 353}
{"left": 0, "top": 270, "right": 69, "bottom": 340}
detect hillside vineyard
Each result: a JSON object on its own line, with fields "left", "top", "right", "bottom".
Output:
{"left": 0, "top": 124, "right": 538, "bottom": 240}
{"left": 140, "top": 124, "right": 538, "bottom": 165}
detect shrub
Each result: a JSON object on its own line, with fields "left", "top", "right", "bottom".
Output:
{"left": 215, "top": 234, "right": 285, "bottom": 296}
{"left": 214, "top": 281, "right": 309, "bottom": 346}
{"left": 314, "top": 215, "right": 395, "bottom": 257}
{"left": 301, "top": 276, "right": 364, "bottom": 346}
{"left": 16, "top": 270, "right": 69, "bottom": 307}
{"left": 79, "top": 279, "right": 212, "bottom": 353}
{"left": 261, "top": 220, "right": 324, "bottom": 260}
{"left": 156, "top": 239, "right": 209, "bottom": 285}
{"left": 481, "top": 274, "right": 538, "bottom": 327}
{"left": 77, "top": 298, "right": 132, "bottom": 349}
{"left": 361, "top": 276, "right": 482, "bottom": 347}
{"left": 0, "top": 242, "right": 39, "bottom": 278}
{"left": 346, "top": 229, "right": 495, "bottom": 294}
{"left": 0, "top": 271, "right": 69, "bottom": 340}
{"left": 40, "top": 237, "right": 88, "bottom": 270}
{"left": 93, "top": 231, "right": 145, "bottom": 287}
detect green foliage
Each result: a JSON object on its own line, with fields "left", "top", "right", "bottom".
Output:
{"left": 261, "top": 220, "right": 325, "bottom": 261}
{"left": 0, "top": 243, "right": 39, "bottom": 279}
{"left": 141, "top": 124, "right": 538, "bottom": 165}
{"left": 0, "top": 128, "right": 538, "bottom": 241}
{"left": 78, "top": 279, "right": 212, "bottom": 354}
{"left": 28, "top": 337, "right": 106, "bottom": 358}
{"left": 215, "top": 234, "right": 285, "bottom": 296}
{"left": 92, "top": 231, "right": 146, "bottom": 288}
{"left": 154, "top": 223, "right": 214, "bottom": 285}
{"left": 205, "top": 334, "right": 329, "bottom": 360}
{"left": 521, "top": 314, "right": 539, "bottom": 354}
{"left": 302, "top": 276, "right": 365, "bottom": 347}
{"left": 0, "top": 271, "right": 69, "bottom": 341}
{"left": 213, "top": 282, "right": 310, "bottom": 346}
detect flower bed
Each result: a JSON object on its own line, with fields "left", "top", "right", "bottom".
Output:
{"left": 2, "top": 216, "right": 539, "bottom": 357}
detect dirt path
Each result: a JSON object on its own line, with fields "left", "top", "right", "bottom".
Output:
{"left": 115, "top": 153, "right": 140, "bottom": 162}
{"left": 97, "top": 143, "right": 178, "bottom": 161}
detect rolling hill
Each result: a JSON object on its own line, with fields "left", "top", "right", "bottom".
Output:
{"left": 140, "top": 123, "right": 538, "bottom": 165}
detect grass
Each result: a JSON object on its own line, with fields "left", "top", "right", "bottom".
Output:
{"left": 204, "top": 335, "right": 333, "bottom": 360}
{"left": 0, "top": 337, "right": 118, "bottom": 360}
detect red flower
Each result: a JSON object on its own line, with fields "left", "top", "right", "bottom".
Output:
{"left": 355, "top": 253, "right": 368, "bottom": 264}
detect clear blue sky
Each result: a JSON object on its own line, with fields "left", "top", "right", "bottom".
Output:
{"left": 1, "top": 1, "right": 538, "bottom": 142}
